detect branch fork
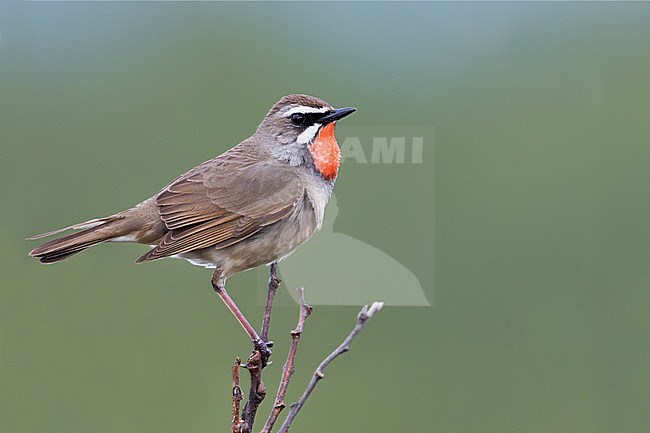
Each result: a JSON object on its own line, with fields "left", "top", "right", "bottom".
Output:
{"left": 226, "top": 262, "right": 383, "bottom": 433}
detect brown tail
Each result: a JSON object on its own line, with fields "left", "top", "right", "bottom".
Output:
{"left": 28, "top": 216, "right": 128, "bottom": 264}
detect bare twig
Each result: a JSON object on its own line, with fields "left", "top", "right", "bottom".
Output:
{"left": 239, "top": 263, "right": 280, "bottom": 432}
{"left": 231, "top": 357, "right": 244, "bottom": 433}
{"left": 276, "top": 301, "right": 384, "bottom": 433}
{"left": 260, "top": 287, "right": 312, "bottom": 433}
{"left": 226, "top": 264, "right": 383, "bottom": 433}
{"left": 261, "top": 262, "right": 280, "bottom": 344}
{"left": 242, "top": 350, "right": 266, "bottom": 432}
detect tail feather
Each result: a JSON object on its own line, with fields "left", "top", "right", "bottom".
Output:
{"left": 26, "top": 217, "right": 113, "bottom": 240}
{"left": 37, "top": 248, "right": 88, "bottom": 264}
{"left": 28, "top": 216, "right": 127, "bottom": 264}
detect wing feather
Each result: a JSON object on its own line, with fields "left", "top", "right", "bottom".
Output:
{"left": 137, "top": 143, "right": 305, "bottom": 262}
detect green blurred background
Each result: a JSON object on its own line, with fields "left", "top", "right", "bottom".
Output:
{"left": 1, "top": 1, "right": 649, "bottom": 432}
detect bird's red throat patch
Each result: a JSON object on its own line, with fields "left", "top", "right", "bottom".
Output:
{"left": 308, "top": 123, "right": 340, "bottom": 181}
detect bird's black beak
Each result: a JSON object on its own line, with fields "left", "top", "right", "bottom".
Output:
{"left": 317, "top": 107, "right": 357, "bottom": 124}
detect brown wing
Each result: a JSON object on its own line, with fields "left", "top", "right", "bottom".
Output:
{"left": 136, "top": 144, "right": 305, "bottom": 262}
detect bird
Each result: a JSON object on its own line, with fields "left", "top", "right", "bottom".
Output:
{"left": 28, "top": 94, "right": 356, "bottom": 359}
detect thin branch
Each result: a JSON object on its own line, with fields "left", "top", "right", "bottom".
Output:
{"left": 260, "top": 262, "right": 280, "bottom": 344}
{"left": 225, "top": 264, "right": 383, "bottom": 433}
{"left": 242, "top": 350, "right": 266, "bottom": 432}
{"left": 277, "top": 302, "right": 384, "bottom": 433}
{"left": 239, "top": 263, "right": 280, "bottom": 432}
{"left": 231, "top": 357, "right": 244, "bottom": 433}
{"left": 260, "top": 288, "right": 312, "bottom": 433}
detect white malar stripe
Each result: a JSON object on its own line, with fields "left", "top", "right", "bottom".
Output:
{"left": 283, "top": 105, "right": 329, "bottom": 117}
{"left": 297, "top": 123, "right": 321, "bottom": 145}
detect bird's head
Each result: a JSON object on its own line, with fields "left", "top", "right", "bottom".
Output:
{"left": 258, "top": 94, "right": 356, "bottom": 181}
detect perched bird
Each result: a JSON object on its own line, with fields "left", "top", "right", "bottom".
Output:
{"left": 28, "top": 94, "right": 356, "bottom": 357}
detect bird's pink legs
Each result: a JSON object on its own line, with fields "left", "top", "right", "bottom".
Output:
{"left": 211, "top": 270, "right": 272, "bottom": 362}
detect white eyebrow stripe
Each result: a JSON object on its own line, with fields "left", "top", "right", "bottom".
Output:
{"left": 283, "top": 105, "right": 329, "bottom": 117}
{"left": 297, "top": 123, "right": 322, "bottom": 145}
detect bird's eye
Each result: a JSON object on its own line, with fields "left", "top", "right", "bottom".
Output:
{"left": 290, "top": 113, "right": 305, "bottom": 126}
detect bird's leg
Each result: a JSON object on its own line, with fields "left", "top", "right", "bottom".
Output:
{"left": 211, "top": 270, "right": 272, "bottom": 364}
